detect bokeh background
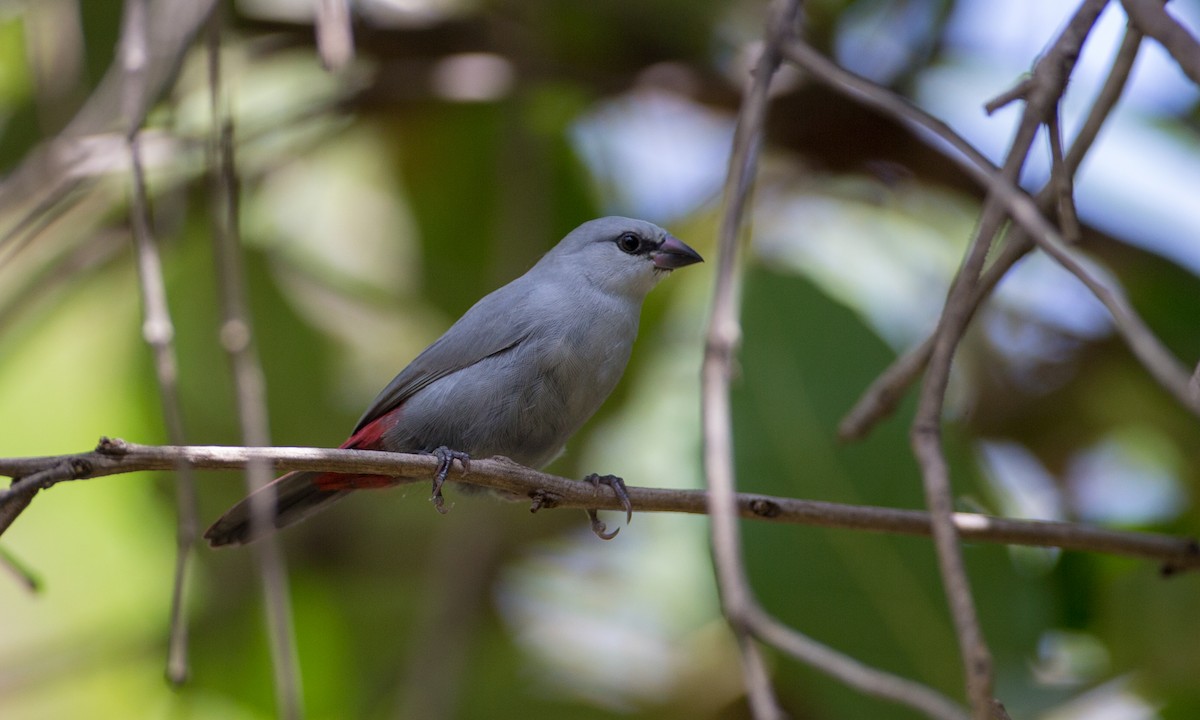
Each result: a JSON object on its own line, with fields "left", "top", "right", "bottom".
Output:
{"left": 2, "top": 0, "right": 1199, "bottom": 718}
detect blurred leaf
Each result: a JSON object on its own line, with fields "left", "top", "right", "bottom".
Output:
{"left": 0, "top": 262, "right": 177, "bottom": 717}
{"left": 734, "top": 267, "right": 1072, "bottom": 716}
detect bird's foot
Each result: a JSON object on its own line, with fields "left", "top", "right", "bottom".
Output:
{"left": 583, "top": 473, "right": 632, "bottom": 540}
{"left": 587, "top": 509, "right": 618, "bottom": 540}
{"left": 430, "top": 446, "right": 470, "bottom": 515}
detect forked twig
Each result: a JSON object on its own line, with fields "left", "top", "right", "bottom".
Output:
{"left": 1119, "top": 0, "right": 1200, "bottom": 85}
{"left": 828, "top": 20, "right": 1145, "bottom": 440}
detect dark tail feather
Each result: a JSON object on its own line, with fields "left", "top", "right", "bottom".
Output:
{"left": 204, "top": 471, "right": 349, "bottom": 548}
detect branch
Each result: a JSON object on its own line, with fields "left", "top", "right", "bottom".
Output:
{"left": 1046, "top": 109, "right": 1082, "bottom": 245}
{"left": 205, "top": 18, "right": 305, "bottom": 719}
{"left": 825, "top": 19, "right": 1145, "bottom": 440}
{"left": 120, "top": 0, "right": 199, "bottom": 688}
{"left": 797, "top": 5, "right": 1114, "bottom": 716}
{"left": 708, "top": 11, "right": 971, "bottom": 714}
{"left": 1, "top": 0, "right": 220, "bottom": 258}
{"left": 798, "top": 23, "right": 1200, "bottom": 425}
{"left": 3, "top": 440, "right": 1196, "bottom": 570}
{"left": 745, "top": 608, "right": 967, "bottom": 720}
{"left": 0, "top": 544, "right": 40, "bottom": 593}
{"left": 1066, "top": 22, "right": 1145, "bottom": 170}
{"left": 909, "top": 4, "right": 1110, "bottom": 714}
{"left": 316, "top": 0, "right": 355, "bottom": 71}
{"left": 706, "top": 1, "right": 800, "bottom": 718}
{"left": 1120, "top": 0, "right": 1200, "bottom": 85}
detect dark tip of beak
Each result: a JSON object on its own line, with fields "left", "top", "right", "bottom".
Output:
{"left": 652, "top": 235, "right": 704, "bottom": 270}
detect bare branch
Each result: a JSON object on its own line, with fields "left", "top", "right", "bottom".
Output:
{"left": 827, "top": 18, "right": 1145, "bottom": 441}
{"left": 315, "top": 0, "right": 355, "bottom": 71}
{"left": 983, "top": 77, "right": 1032, "bottom": 116}
{"left": 705, "top": 1, "right": 801, "bottom": 717}
{"left": 1046, "top": 109, "right": 1082, "bottom": 244}
{"left": 911, "top": 4, "right": 1109, "bottom": 716}
{"left": 746, "top": 608, "right": 968, "bottom": 720}
{"left": 206, "top": 19, "right": 305, "bottom": 719}
{"left": 1119, "top": 0, "right": 1200, "bottom": 85}
{"left": 1066, "top": 23, "right": 1144, "bottom": 170}
{"left": 920, "top": 4, "right": 1104, "bottom": 712}
{"left": 2, "top": 441, "right": 1196, "bottom": 573}
{"left": 0, "top": 489, "right": 37, "bottom": 540}
{"left": 715, "top": 4, "right": 1155, "bottom": 716}
{"left": 0, "top": 545, "right": 40, "bottom": 593}
{"left": 1, "top": 0, "right": 220, "bottom": 257}
{"left": 120, "top": 0, "right": 201, "bottom": 688}
{"left": 780, "top": 37, "right": 1033, "bottom": 442}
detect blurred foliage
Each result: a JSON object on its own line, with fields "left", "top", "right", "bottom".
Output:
{"left": 1, "top": 1, "right": 1199, "bottom": 719}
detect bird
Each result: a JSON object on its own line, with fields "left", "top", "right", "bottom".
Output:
{"left": 204, "top": 216, "right": 703, "bottom": 547}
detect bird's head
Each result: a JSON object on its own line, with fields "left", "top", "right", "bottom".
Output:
{"left": 545, "top": 216, "right": 704, "bottom": 298}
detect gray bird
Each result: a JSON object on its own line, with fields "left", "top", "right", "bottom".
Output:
{"left": 205, "top": 217, "right": 703, "bottom": 547}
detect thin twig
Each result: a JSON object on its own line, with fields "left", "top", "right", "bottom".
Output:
{"left": 983, "top": 78, "right": 1033, "bottom": 116}
{"left": 0, "top": 178, "right": 87, "bottom": 267}
{"left": 315, "top": 0, "right": 355, "bottom": 71}
{"left": 824, "top": 20, "right": 1144, "bottom": 441}
{"left": 120, "top": 0, "right": 200, "bottom": 688}
{"left": 910, "top": 4, "right": 1110, "bottom": 716}
{"left": 0, "top": 0, "right": 220, "bottom": 259}
{"left": 1046, "top": 108, "right": 1081, "bottom": 244}
{"left": 0, "top": 490, "right": 37, "bottom": 543}
{"left": 1066, "top": 22, "right": 1145, "bottom": 170}
{"left": 705, "top": 1, "right": 800, "bottom": 718}
{"left": 2, "top": 441, "right": 1196, "bottom": 572}
{"left": 747, "top": 608, "right": 968, "bottom": 720}
{"left": 708, "top": 4, "right": 1143, "bottom": 717}
{"left": 1020, "top": 220, "right": 1198, "bottom": 414}
{"left": 1119, "top": 0, "right": 1200, "bottom": 85}
{"left": 0, "top": 545, "right": 40, "bottom": 593}
{"left": 206, "top": 19, "right": 305, "bottom": 720}
{"left": 0, "top": 225, "right": 126, "bottom": 337}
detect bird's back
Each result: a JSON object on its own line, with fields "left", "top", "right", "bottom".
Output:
{"left": 380, "top": 273, "right": 640, "bottom": 468}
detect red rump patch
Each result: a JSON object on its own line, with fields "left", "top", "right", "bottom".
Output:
{"left": 312, "top": 409, "right": 403, "bottom": 491}
{"left": 341, "top": 410, "right": 401, "bottom": 451}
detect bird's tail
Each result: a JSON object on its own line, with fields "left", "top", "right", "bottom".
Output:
{"left": 204, "top": 471, "right": 351, "bottom": 547}
{"left": 206, "top": 412, "right": 408, "bottom": 547}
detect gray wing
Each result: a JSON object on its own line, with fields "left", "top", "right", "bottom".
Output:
{"left": 353, "top": 284, "right": 535, "bottom": 433}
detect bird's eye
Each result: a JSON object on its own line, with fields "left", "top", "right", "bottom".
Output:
{"left": 616, "top": 232, "right": 641, "bottom": 254}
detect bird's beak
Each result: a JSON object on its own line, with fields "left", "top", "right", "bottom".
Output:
{"left": 651, "top": 235, "right": 704, "bottom": 270}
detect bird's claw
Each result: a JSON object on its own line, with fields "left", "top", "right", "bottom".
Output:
{"left": 583, "top": 473, "right": 632, "bottom": 540}
{"left": 588, "top": 509, "right": 619, "bottom": 540}
{"left": 584, "top": 473, "right": 632, "bottom": 523}
{"left": 430, "top": 446, "right": 470, "bottom": 515}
